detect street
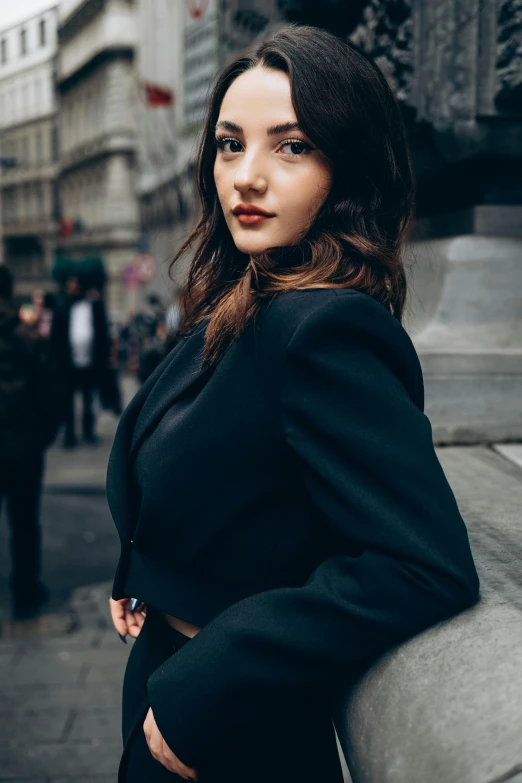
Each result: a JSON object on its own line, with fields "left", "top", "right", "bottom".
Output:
{"left": 0, "top": 491, "right": 117, "bottom": 624}
{"left": 0, "top": 381, "right": 137, "bottom": 781}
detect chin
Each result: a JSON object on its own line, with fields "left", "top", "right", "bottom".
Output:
{"left": 231, "top": 235, "right": 276, "bottom": 255}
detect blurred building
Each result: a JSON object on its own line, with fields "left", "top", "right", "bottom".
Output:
{"left": 56, "top": 0, "right": 140, "bottom": 320}
{"left": 134, "top": 0, "right": 217, "bottom": 307}
{"left": 0, "top": 5, "right": 59, "bottom": 296}
{"left": 134, "top": 0, "right": 285, "bottom": 308}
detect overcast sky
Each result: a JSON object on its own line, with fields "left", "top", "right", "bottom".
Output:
{"left": 0, "top": 0, "right": 53, "bottom": 30}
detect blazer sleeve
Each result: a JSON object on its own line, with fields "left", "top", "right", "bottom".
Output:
{"left": 146, "top": 292, "right": 480, "bottom": 769}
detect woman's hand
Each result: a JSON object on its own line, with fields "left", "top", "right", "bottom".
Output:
{"left": 109, "top": 596, "right": 146, "bottom": 640}
{"left": 143, "top": 707, "right": 199, "bottom": 781}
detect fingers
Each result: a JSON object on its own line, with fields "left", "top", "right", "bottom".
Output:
{"left": 134, "top": 608, "right": 146, "bottom": 630}
{"left": 108, "top": 597, "right": 129, "bottom": 637}
{"left": 162, "top": 738, "right": 199, "bottom": 781}
{"left": 108, "top": 598, "right": 146, "bottom": 639}
{"left": 124, "top": 603, "right": 139, "bottom": 637}
{"left": 143, "top": 707, "right": 198, "bottom": 781}
{"left": 125, "top": 601, "right": 145, "bottom": 637}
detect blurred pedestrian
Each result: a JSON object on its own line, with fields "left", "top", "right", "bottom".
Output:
{"left": 18, "top": 289, "right": 55, "bottom": 340}
{"left": 51, "top": 276, "right": 110, "bottom": 447}
{"left": 138, "top": 316, "right": 169, "bottom": 384}
{"left": 0, "top": 267, "right": 61, "bottom": 619}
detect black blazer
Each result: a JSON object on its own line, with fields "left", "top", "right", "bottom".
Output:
{"left": 107, "top": 288, "right": 479, "bottom": 769}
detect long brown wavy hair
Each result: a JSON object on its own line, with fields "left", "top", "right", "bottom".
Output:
{"left": 171, "top": 24, "right": 415, "bottom": 366}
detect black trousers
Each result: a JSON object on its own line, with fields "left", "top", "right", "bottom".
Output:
{"left": 0, "top": 451, "right": 44, "bottom": 598}
{"left": 119, "top": 607, "right": 345, "bottom": 783}
{"left": 64, "top": 367, "right": 96, "bottom": 442}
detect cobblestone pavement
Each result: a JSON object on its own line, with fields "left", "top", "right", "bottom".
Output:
{"left": 0, "top": 580, "right": 129, "bottom": 781}
{"left": 0, "top": 376, "right": 139, "bottom": 781}
{"left": 0, "top": 440, "right": 520, "bottom": 780}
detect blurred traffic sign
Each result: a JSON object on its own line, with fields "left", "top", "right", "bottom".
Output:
{"left": 134, "top": 253, "right": 157, "bottom": 284}
{"left": 122, "top": 264, "right": 140, "bottom": 290}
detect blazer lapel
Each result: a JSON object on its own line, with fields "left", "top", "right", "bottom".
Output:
{"left": 129, "top": 318, "right": 211, "bottom": 458}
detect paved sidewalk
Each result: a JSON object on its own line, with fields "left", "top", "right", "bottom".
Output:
{"left": 44, "top": 375, "right": 139, "bottom": 493}
{"left": 0, "top": 580, "right": 129, "bottom": 781}
{"left": 0, "top": 443, "right": 520, "bottom": 780}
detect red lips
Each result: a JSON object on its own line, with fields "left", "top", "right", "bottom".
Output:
{"left": 232, "top": 203, "right": 275, "bottom": 217}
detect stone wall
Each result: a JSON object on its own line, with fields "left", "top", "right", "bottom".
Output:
{"left": 496, "top": 0, "right": 522, "bottom": 110}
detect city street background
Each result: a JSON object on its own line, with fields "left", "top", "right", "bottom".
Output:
{"left": 0, "top": 0, "right": 521, "bottom": 781}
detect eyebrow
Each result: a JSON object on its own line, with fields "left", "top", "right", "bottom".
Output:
{"left": 215, "top": 120, "right": 302, "bottom": 136}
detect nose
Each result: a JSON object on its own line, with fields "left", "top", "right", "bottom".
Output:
{"left": 233, "top": 150, "right": 267, "bottom": 195}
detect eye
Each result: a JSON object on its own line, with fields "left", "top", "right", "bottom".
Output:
{"left": 214, "top": 136, "right": 242, "bottom": 154}
{"left": 278, "top": 139, "right": 314, "bottom": 157}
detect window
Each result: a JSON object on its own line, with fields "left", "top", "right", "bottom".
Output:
{"left": 21, "top": 83, "right": 29, "bottom": 114}
{"left": 20, "top": 28, "right": 27, "bottom": 56}
{"left": 23, "top": 183, "right": 31, "bottom": 218}
{"left": 4, "top": 187, "right": 18, "bottom": 223}
{"left": 39, "top": 19, "right": 46, "bottom": 47}
{"left": 35, "top": 129, "right": 42, "bottom": 165}
{"left": 36, "top": 183, "right": 44, "bottom": 216}
{"left": 4, "top": 137, "right": 16, "bottom": 160}
{"left": 51, "top": 125, "right": 58, "bottom": 162}
{"left": 0, "top": 38, "right": 7, "bottom": 64}
{"left": 21, "top": 136, "right": 29, "bottom": 167}
{"left": 34, "top": 78, "right": 41, "bottom": 111}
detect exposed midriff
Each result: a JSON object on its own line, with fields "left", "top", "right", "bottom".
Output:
{"left": 161, "top": 611, "right": 202, "bottom": 638}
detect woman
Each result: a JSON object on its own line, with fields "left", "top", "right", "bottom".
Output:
{"left": 108, "top": 25, "right": 479, "bottom": 783}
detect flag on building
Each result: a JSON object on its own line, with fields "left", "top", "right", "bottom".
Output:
{"left": 142, "top": 82, "right": 175, "bottom": 107}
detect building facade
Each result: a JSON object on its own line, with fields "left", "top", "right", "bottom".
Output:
{"left": 57, "top": 0, "right": 139, "bottom": 321}
{"left": 0, "top": 5, "right": 59, "bottom": 296}
{"left": 134, "top": 0, "right": 283, "bottom": 310}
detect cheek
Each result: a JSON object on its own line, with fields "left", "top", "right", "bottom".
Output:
{"left": 282, "top": 169, "right": 331, "bottom": 225}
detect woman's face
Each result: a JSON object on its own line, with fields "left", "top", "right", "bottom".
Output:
{"left": 213, "top": 67, "right": 332, "bottom": 256}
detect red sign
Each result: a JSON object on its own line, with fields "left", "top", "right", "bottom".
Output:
{"left": 134, "top": 254, "right": 157, "bottom": 284}
{"left": 187, "top": 0, "right": 209, "bottom": 19}
{"left": 143, "top": 82, "right": 175, "bottom": 107}
{"left": 122, "top": 264, "right": 139, "bottom": 290}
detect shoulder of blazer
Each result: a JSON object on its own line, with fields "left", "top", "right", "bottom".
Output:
{"left": 256, "top": 288, "right": 424, "bottom": 410}
{"left": 258, "top": 288, "right": 415, "bottom": 356}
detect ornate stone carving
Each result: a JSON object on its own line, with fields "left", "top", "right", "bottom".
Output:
{"left": 496, "top": 0, "right": 522, "bottom": 110}
{"left": 350, "top": 0, "right": 414, "bottom": 108}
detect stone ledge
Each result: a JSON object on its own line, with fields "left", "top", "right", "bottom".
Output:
{"left": 334, "top": 602, "right": 522, "bottom": 783}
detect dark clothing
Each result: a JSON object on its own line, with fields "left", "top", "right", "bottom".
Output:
{"left": 138, "top": 336, "right": 169, "bottom": 384}
{"left": 0, "top": 298, "right": 61, "bottom": 460}
{"left": 119, "top": 608, "right": 344, "bottom": 783}
{"left": 0, "top": 452, "right": 44, "bottom": 597}
{"left": 64, "top": 367, "right": 96, "bottom": 442}
{"left": 50, "top": 295, "right": 110, "bottom": 442}
{"left": 107, "top": 288, "right": 479, "bottom": 770}
{"left": 50, "top": 295, "right": 110, "bottom": 378}
{"left": 0, "top": 297, "right": 59, "bottom": 608}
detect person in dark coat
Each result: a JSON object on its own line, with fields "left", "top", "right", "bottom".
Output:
{"left": 51, "top": 276, "right": 110, "bottom": 447}
{"left": 107, "top": 27, "right": 480, "bottom": 783}
{"left": 0, "top": 267, "right": 61, "bottom": 618}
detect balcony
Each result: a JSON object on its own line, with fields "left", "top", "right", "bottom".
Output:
{"left": 59, "top": 128, "right": 136, "bottom": 172}
{"left": 58, "top": 0, "right": 137, "bottom": 85}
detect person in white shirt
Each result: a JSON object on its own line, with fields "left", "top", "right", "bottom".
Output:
{"left": 51, "top": 276, "right": 110, "bottom": 448}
